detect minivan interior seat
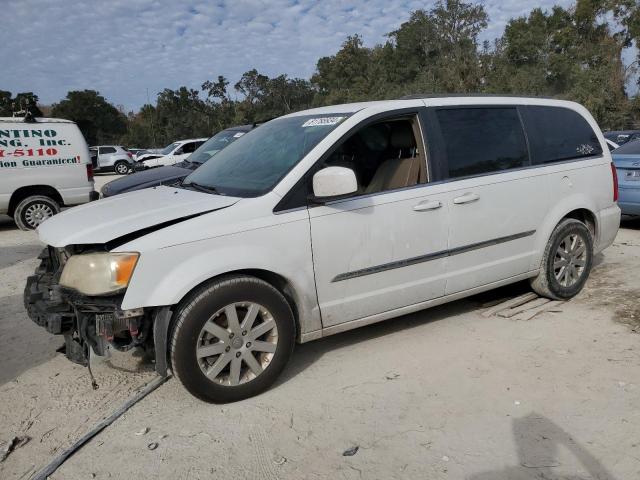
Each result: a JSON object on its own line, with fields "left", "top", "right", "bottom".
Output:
{"left": 365, "top": 122, "right": 420, "bottom": 193}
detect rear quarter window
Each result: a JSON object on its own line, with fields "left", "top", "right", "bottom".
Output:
{"left": 522, "top": 106, "right": 602, "bottom": 164}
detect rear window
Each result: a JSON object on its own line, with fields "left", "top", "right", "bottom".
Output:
{"left": 611, "top": 138, "right": 640, "bottom": 155}
{"left": 436, "top": 107, "right": 529, "bottom": 179}
{"left": 523, "top": 106, "right": 602, "bottom": 164}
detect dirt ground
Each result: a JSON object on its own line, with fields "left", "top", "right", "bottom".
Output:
{"left": 0, "top": 194, "right": 638, "bottom": 479}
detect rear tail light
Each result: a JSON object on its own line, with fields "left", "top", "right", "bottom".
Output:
{"left": 86, "top": 163, "right": 94, "bottom": 181}
{"left": 127, "top": 152, "right": 133, "bottom": 159}
{"left": 611, "top": 162, "right": 618, "bottom": 202}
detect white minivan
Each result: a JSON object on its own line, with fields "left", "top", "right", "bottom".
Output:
{"left": 25, "top": 97, "right": 620, "bottom": 402}
{"left": 0, "top": 117, "right": 97, "bottom": 230}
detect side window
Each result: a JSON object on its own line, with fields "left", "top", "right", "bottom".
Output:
{"left": 99, "top": 146, "right": 116, "bottom": 155}
{"left": 322, "top": 115, "right": 426, "bottom": 196}
{"left": 436, "top": 107, "right": 528, "bottom": 179}
{"left": 182, "top": 142, "right": 200, "bottom": 154}
{"left": 523, "top": 106, "right": 603, "bottom": 164}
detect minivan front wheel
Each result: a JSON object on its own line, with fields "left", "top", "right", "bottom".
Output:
{"left": 170, "top": 276, "right": 295, "bottom": 402}
{"left": 530, "top": 218, "right": 593, "bottom": 300}
{"left": 14, "top": 195, "right": 60, "bottom": 230}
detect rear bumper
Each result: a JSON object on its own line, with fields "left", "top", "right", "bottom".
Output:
{"left": 596, "top": 204, "right": 621, "bottom": 253}
{"left": 61, "top": 185, "right": 97, "bottom": 207}
{"left": 619, "top": 186, "right": 640, "bottom": 216}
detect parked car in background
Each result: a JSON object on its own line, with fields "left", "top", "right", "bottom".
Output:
{"left": 611, "top": 139, "right": 640, "bottom": 216}
{"left": 0, "top": 116, "right": 97, "bottom": 230}
{"left": 102, "top": 125, "right": 254, "bottom": 197}
{"left": 127, "top": 148, "right": 146, "bottom": 158}
{"left": 90, "top": 145, "right": 134, "bottom": 174}
{"left": 136, "top": 138, "right": 207, "bottom": 169}
{"left": 605, "top": 139, "right": 619, "bottom": 151}
{"left": 25, "top": 97, "right": 619, "bottom": 402}
{"left": 604, "top": 130, "right": 640, "bottom": 146}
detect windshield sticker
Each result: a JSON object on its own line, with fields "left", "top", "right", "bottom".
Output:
{"left": 301, "top": 117, "right": 346, "bottom": 128}
{"left": 233, "top": 132, "right": 245, "bottom": 138}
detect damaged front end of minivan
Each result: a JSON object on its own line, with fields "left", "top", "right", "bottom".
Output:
{"left": 23, "top": 246, "right": 161, "bottom": 380}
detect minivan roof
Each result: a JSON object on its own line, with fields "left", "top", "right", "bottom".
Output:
{"left": 285, "top": 96, "right": 584, "bottom": 118}
{"left": 0, "top": 117, "right": 75, "bottom": 124}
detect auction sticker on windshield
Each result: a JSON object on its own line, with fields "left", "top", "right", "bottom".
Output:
{"left": 302, "top": 117, "right": 346, "bottom": 128}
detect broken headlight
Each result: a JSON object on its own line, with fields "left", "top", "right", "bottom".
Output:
{"left": 59, "top": 252, "right": 139, "bottom": 295}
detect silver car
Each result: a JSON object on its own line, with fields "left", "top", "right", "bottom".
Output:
{"left": 90, "top": 145, "right": 134, "bottom": 174}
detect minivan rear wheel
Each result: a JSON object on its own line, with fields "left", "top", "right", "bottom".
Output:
{"left": 530, "top": 218, "right": 593, "bottom": 300}
{"left": 170, "top": 275, "right": 295, "bottom": 403}
{"left": 14, "top": 195, "right": 60, "bottom": 230}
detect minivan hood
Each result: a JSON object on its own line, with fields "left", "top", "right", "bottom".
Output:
{"left": 38, "top": 186, "right": 240, "bottom": 247}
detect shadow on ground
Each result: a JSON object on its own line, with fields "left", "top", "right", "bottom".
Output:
{"left": 469, "top": 413, "right": 619, "bottom": 480}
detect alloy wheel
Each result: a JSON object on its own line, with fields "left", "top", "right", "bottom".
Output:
{"left": 115, "top": 163, "right": 129, "bottom": 174}
{"left": 554, "top": 234, "right": 586, "bottom": 287}
{"left": 196, "top": 302, "right": 278, "bottom": 386}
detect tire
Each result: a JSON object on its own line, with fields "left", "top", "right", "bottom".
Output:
{"left": 170, "top": 275, "right": 295, "bottom": 403}
{"left": 530, "top": 218, "right": 594, "bottom": 300}
{"left": 14, "top": 195, "right": 60, "bottom": 230}
{"left": 114, "top": 161, "right": 131, "bottom": 175}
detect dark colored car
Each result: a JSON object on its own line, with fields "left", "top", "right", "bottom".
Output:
{"left": 604, "top": 130, "right": 640, "bottom": 146}
{"left": 101, "top": 125, "right": 254, "bottom": 197}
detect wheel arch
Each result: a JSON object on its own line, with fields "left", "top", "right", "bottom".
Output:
{"left": 8, "top": 185, "right": 63, "bottom": 216}
{"left": 167, "top": 268, "right": 304, "bottom": 342}
{"left": 156, "top": 268, "right": 305, "bottom": 377}
{"left": 532, "top": 199, "right": 599, "bottom": 271}
{"left": 562, "top": 208, "right": 597, "bottom": 238}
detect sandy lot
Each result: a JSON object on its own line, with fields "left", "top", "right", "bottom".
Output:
{"left": 0, "top": 200, "right": 638, "bottom": 479}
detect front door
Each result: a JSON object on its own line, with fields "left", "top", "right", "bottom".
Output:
{"left": 309, "top": 113, "right": 449, "bottom": 327}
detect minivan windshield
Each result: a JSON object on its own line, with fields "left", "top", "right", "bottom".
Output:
{"left": 188, "top": 129, "right": 247, "bottom": 164}
{"left": 160, "top": 142, "right": 180, "bottom": 155}
{"left": 183, "top": 114, "right": 350, "bottom": 197}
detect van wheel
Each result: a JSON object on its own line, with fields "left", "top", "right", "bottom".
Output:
{"left": 14, "top": 195, "right": 60, "bottom": 230}
{"left": 170, "top": 276, "right": 295, "bottom": 403}
{"left": 530, "top": 218, "right": 593, "bottom": 300}
{"left": 114, "top": 161, "right": 130, "bottom": 175}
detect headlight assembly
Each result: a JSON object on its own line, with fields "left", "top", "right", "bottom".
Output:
{"left": 59, "top": 252, "right": 139, "bottom": 295}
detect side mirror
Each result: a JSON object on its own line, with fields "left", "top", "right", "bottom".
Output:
{"left": 312, "top": 166, "right": 358, "bottom": 199}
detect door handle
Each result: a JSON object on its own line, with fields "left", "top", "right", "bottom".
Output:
{"left": 453, "top": 192, "right": 480, "bottom": 205}
{"left": 413, "top": 200, "right": 442, "bottom": 211}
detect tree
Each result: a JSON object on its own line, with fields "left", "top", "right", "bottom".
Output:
{"left": 51, "top": 90, "right": 126, "bottom": 145}
{"left": 0, "top": 91, "right": 43, "bottom": 117}
{"left": 153, "top": 87, "right": 212, "bottom": 145}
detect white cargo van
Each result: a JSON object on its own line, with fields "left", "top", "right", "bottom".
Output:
{"left": 0, "top": 117, "right": 97, "bottom": 230}
{"left": 25, "top": 97, "right": 620, "bottom": 402}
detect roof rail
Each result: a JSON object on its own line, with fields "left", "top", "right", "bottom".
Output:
{"left": 399, "top": 93, "right": 554, "bottom": 100}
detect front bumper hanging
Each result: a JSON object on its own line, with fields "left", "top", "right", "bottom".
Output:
{"left": 23, "top": 247, "right": 157, "bottom": 370}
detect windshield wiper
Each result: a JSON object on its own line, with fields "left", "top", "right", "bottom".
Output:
{"left": 183, "top": 181, "right": 219, "bottom": 194}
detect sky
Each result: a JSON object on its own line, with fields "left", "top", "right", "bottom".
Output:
{"left": 2, "top": 0, "right": 630, "bottom": 111}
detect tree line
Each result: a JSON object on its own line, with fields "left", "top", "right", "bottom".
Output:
{"left": 3, "top": 0, "right": 640, "bottom": 147}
